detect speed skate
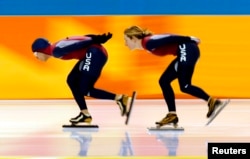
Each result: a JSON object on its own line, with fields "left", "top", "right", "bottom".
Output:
{"left": 125, "top": 91, "right": 137, "bottom": 125}
{"left": 62, "top": 123, "right": 99, "bottom": 128}
{"left": 205, "top": 99, "right": 230, "bottom": 126}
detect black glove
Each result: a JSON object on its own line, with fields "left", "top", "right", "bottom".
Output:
{"left": 86, "top": 32, "right": 112, "bottom": 44}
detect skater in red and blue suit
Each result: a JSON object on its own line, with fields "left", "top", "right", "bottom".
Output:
{"left": 31, "top": 33, "right": 131, "bottom": 125}
{"left": 124, "top": 25, "right": 224, "bottom": 127}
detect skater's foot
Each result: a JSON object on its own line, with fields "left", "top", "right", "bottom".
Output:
{"left": 155, "top": 113, "right": 179, "bottom": 127}
{"left": 207, "top": 97, "right": 222, "bottom": 118}
{"left": 116, "top": 95, "right": 131, "bottom": 116}
{"left": 70, "top": 112, "right": 92, "bottom": 124}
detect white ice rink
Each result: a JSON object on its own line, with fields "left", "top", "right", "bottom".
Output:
{"left": 0, "top": 99, "right": 249, "bottom": 158}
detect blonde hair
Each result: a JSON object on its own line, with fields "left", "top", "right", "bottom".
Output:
{"left": 124, "top": 25, "right": 153, "bottom": 39}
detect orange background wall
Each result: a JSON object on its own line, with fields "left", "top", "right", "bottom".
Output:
{"left": 0, "top": 16, "right": 249, "bottom": 99}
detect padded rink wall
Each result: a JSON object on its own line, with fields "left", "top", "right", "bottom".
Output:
{"left": 0, "top": 0, "right": 250, "bottom": 100}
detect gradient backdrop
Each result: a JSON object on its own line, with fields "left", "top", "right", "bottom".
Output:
{"left": 0, "top": 15, "right": 249, "bottom": 99}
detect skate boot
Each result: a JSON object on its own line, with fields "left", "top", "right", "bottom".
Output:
{"left": 207, "top": 97, "right": 222, "bottom": 118}
{"left": 155, "top": 113, "right": 179, "bottom": 128}
{"left": 70, "top": 112, "right": 92, "bottom": 124}
{"left": 116, "top": 95, "right": 131, "bottom": 116}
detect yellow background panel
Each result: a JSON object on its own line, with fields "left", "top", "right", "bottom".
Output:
{"left": 0, "top": 16, "right": 249, "bottom": 99}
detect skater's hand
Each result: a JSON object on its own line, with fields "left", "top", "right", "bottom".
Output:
{"left": 86, "top": 33, "right": 112, "bottom": 44}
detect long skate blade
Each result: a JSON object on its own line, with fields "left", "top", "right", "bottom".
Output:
{"left": 148, "top": 126, "right": 184, "bottom": 131}
{"left": 62, "top": 124, "right": 99, "bottom": 128}
{"left": 125, "top": 91, "right": 137, "bottom": 125}
{"left": 62, "top": 127, "right": 99, "bottom": 132}
{"left": 205, "top": 99, "right": 230, "bottom": 126}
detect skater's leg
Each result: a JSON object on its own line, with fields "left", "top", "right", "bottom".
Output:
{"left": 88, "top": 88, "right": 116, "bottom": 99}
{"left": 157, "top": 59, "right": 180, "bottom": 126}
{"left": 73, "top": 46, "right": 108, "bottom": 112}
{"left": 177, "top": 64, "right": 210, "bottom": 100}
{"left": 66, "top": 46, "right": 107, "bottom": 123}
{"left": 78, "top": 46, "right": 131, "bottom": 117}
{"left": 177, "top": 43, "right": 210, "bottom": 101}
{"left": 87, "top": 89, "right": 129, "bottom": 104}
{"left": 176, "top": 43, "right": 221, "bottom": 118}
{"left": 67, "top": 60, "right": 89, "bottom": 112}
{"left": 88, "top": 88, "right": 131, "bottom": 116}
{"left": 67, "top": 62, "right": 94, "bottom": 123}
{"left": 159, "top": 59, "right": 178, "bottom": 113}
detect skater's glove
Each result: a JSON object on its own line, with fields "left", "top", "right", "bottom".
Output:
{"left": 86, "top": 32, "right": 112, "bottom": 44}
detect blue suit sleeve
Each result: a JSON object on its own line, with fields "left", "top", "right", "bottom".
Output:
{"left": 53, "top": 39, "right": 93, "bottom": 58}
{"left": 145, "top": 35, "right": 192, "bottom": 51}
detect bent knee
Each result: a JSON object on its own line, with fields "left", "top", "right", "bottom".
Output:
{"left": 159, "top": 76, "right": 171, "bottom": 86}
{"left": 180, "top": 84, "right": 190, "bottom": 93}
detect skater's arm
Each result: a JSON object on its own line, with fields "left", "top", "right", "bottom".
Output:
{"left": 53, "top": 33, "right": 112, "bottom": 58}
{"left": 53, "top": 39, "right": 93, "bottom": 58}
{"left": 145, "top": 34, "right": 195, "bottom": 51}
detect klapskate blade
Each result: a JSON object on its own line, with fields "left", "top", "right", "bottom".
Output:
{"left": 62, "top": 124, "right": 99, "bottom": 128}
{"left": 125, "top": 91, "right": 137, "bottom": 125}
{"left": 148, "top": 126, "right": 184, "bottom": 131}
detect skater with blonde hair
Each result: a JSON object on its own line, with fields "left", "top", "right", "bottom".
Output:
{"left": 124, "top": 25, "right": 225, "bottom": 127}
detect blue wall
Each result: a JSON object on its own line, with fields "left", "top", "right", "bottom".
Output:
{"left": 1, "top": 0, "right": 250, "bottom": 15}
